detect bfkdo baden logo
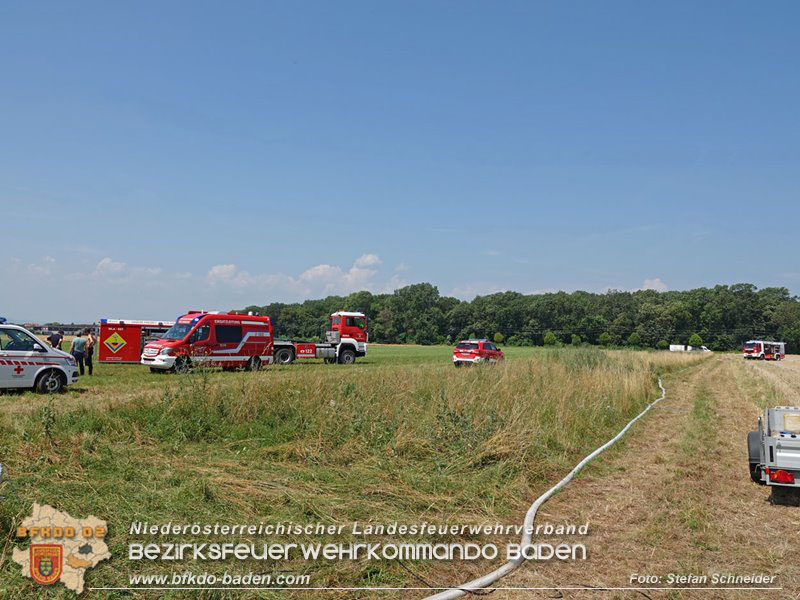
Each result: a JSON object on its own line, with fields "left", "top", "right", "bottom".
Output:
{"left": 13, "top": 503, "right": 111, "bottom": 594}
{"left": 30, "top": 544, "right": 63, "bottom": 585}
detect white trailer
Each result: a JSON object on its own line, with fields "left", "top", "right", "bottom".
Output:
{"left": 669, "top": 344, "right": 710, "bottom": 352}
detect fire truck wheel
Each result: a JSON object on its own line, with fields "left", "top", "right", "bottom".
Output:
{"left": 274, "top": 348, "right": 294, "bottom": 365}
{"left": 35, "top": 370, "right": 65, "bottom": 394}
{"left": 246, "top": 356, "right": 262, "bottom": 371}
{"left": 338, "top": 349, "right": 356, "bottom": 364}
{"left": 174, "top": 356, "right": 191, "bottom": 373}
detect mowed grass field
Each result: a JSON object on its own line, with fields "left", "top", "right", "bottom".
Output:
{"left": 0, "top": 345, "right": 706, "bottom": 598}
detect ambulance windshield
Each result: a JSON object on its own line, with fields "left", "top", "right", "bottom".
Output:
{"left": 162, "top": 323, "right": 194, "bottom": 340}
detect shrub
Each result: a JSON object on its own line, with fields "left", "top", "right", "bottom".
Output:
{"left": 657, "top": 339, "right": 669, "bottom": 350}
{"left": 543, "top": 330, "right": 558, "bottom": 346}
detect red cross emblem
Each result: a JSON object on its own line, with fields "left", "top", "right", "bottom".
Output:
{"left": 13, "top": 365, "right": 24, "bottom": 375}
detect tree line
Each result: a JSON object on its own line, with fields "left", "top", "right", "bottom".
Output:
{"left": 238, "top": 283, "right": 800, "bottom": 352}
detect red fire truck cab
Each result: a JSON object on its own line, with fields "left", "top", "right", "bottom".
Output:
{"left": 141, "top": 310, "right": 367, "bottom": 372}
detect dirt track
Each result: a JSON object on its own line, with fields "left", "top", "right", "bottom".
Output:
{"left": 448, "top": 355, "right": 800, "bottom": 599}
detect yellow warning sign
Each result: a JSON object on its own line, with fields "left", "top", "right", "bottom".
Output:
{"left": 103, "top": 332, "right": 127, "bottom": 354}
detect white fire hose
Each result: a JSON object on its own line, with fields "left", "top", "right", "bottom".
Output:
{"left": 425, "top": 378, "right": 667, "bottom": 599}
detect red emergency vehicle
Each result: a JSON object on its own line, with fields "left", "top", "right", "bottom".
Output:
{"left": 141, "top": 310, "right": 368, "bottom": 372}
{"left": 99, "top": 319, "right": 175, "bottom": 363}
{"left": 743, "top": 340, "right": 785, "bottom": 361}
{"left": 452, "top": 339, "right": 505, "bottom": 367}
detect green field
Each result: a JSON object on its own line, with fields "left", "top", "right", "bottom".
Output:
{"left": 0, "top": 345, "right": 705, "bottom": 598}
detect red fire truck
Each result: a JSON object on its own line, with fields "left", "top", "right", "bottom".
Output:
{"left": 140, "top": 310, "right": 367, "bottom": 372}
{"left": 99, "top": 319, "right": 175, "bottom": 363}
{"left": 743, "top": 340, "right": 785, "bottom": 361}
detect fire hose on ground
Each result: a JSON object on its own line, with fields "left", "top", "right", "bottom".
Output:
{"left": 424, "top": 378, "right": 667, "bottom": 600}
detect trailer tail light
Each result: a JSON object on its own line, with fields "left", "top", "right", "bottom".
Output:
{"left": 769, "top": 469, "right": 795, "bottom": 484}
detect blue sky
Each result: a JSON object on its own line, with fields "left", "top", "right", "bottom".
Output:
{"left": 2, "top": 1, "right": 798, "bottom": 322}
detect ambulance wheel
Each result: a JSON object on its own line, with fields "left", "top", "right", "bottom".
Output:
{"left": 174, "top": 356, "right": 191, "bottom": 373}
{"left": 274, "top": 348, "right": 294, "bottom": 365}
{"left": 246, "top": 356, "right": 262, "bottom": 371}
{"left": 35, "top": 370, "right": 65, "bottom": 394}
{"left": 338, "top": 349, "right": 356, "bottom": 364}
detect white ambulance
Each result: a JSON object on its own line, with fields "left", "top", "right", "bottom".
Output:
{"left": 0, "top": 323, "right": 79, "bottom": 393}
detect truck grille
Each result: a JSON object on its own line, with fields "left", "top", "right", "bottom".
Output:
{"left": 142, "top": 347, "right": 159, "bottom": 357}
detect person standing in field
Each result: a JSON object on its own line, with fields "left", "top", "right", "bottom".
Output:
{"left": 70, "top": 331, "right": 87, "bottom": 376}
{"left": 85, "top": 328, "right": 96, "bottom": 376}
{"left": 47, "top": 330, "right": 63, "bottom": 349}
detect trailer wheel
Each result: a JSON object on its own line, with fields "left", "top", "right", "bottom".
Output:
{"left": 274, "top": 348, "right": 294, "bottom": 365}
{"left": 770, "top": 486, "right": 800, "bottom": 506}
{"left": 747, "top": 431, "right": 764, "bottom": 484}
{"left": 35, "top": 370, "right": 65, "bottom": 394}
{"left": 174, "top": 356, "right": 191, "bottom": 374}
{"left": 246, "top": 356, "right": 262, "bottom": 371}
{"left": 338, "top": 348, "right": 356, "bottom": 364}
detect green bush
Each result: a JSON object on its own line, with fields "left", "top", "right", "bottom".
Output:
{"left": 688, "top": 333, "right": 703, "bottom": 347}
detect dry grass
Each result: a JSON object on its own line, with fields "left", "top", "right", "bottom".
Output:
{"left": 0, "top": 347, "right": 706, "bottom": 597}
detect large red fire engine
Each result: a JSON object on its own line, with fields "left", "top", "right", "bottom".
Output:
{"left": 743, "top": 340, "right": 785, "bottom": 360}
{"left": 140, "top": 310, "right": 367, "bottom": 372}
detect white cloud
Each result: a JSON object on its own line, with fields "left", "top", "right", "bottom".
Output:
{"left": 96, "top": 257, "right": 126, "bottom": 274}
{"left": 297, "top": 254, "right": 381, "bottom": 294}
{"left": 204, "top": 253, "right": 385, "bottom": 297}
{"left": 641, "top": 277, "right": 668, "bottom": 292}
{"left": 4, "top": 252, "right": 401, "bottom": 321}
{"left": 353, "top": 253, "right": 382, "bottom": 268}
{"left": 207, "top": 264, "right": 238, "bottom": 281}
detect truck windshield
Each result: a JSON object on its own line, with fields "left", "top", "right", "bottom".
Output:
{"left": 745, "top": 342, "right": 757, "bottom": 350}
{"left": 161, "top": 323, "right": 193, "bottom": 340}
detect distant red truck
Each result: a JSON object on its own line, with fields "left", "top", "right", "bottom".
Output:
{"left": 743, "top": 340, "right": 785, "bottom": 361}
{"left": 452, "top": 339, "right": 504, "bottom": 367}
{"left": 139, "top": 310, "right": 368, "bottom": 372}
